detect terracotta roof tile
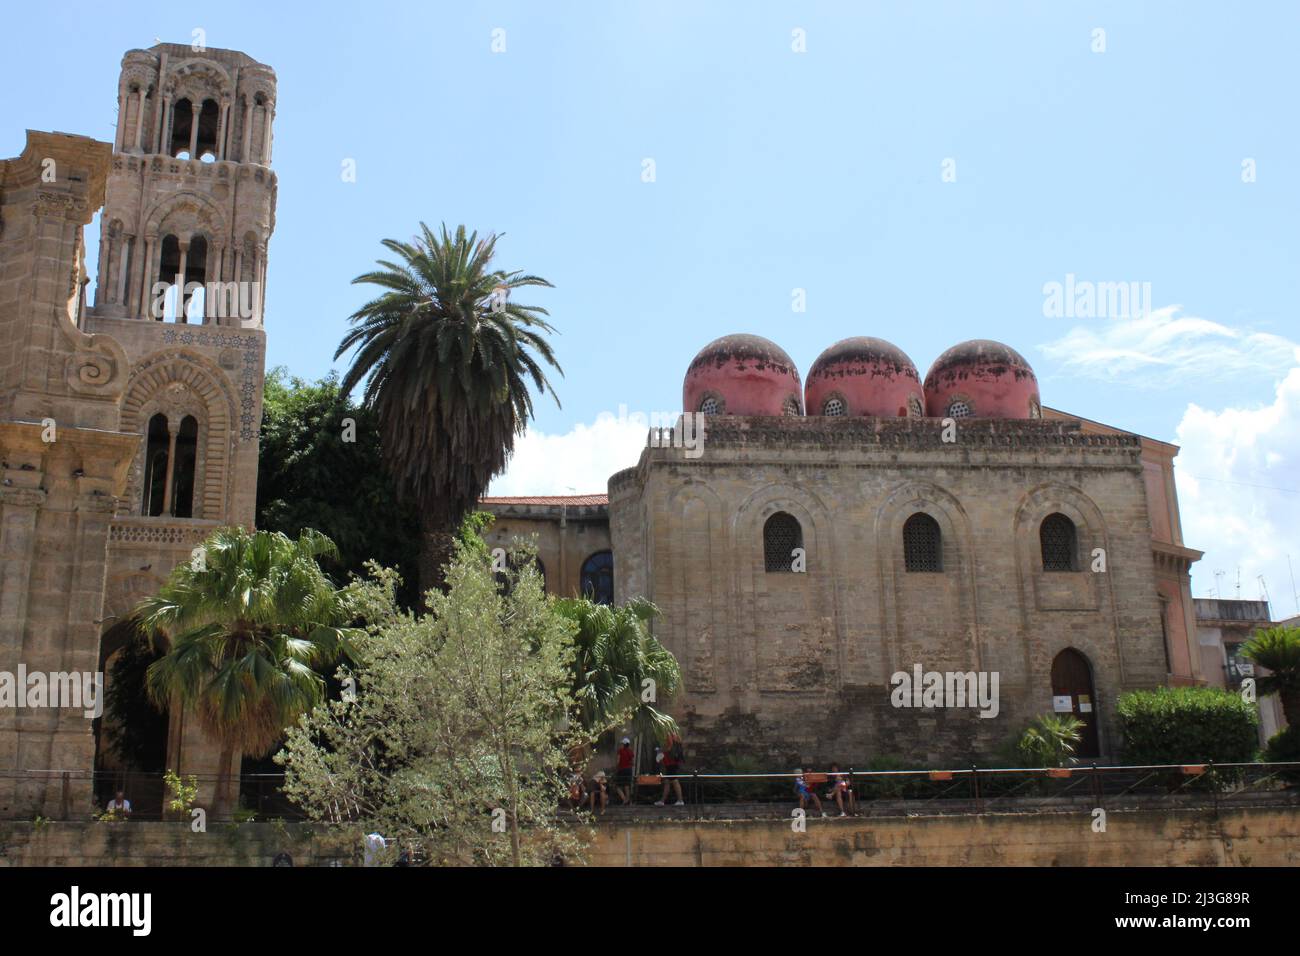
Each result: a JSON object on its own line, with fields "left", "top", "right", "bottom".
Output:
{"left": 480, "top": 494, "right": 608, "bottom": 506}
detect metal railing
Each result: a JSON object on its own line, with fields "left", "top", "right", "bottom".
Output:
{"left": 617, "top": 761, "right": 1300, "bottom": 815}
{"left": 0, "top": 769, "right": 306, "bottom": 822}
{"left": 4, "top": 761, "right": 1298, "bottom": 822}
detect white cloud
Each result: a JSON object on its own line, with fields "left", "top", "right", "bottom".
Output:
{"left": 1041, "top": 305, "right": 1297, "bottom": 387}
{"left": 487, "top": 411, "right": 649, "bottom": 496}
{"left": 1175, "top": 356, "right": 1300, "bottom": 617}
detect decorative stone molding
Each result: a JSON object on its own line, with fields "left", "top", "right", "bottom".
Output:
{"left": 159, "top": 329, "right": 261, "bottom": 440}
{"left": 109, "top": 519, "right": 217, "bottom": 547}
{"left": 693, "top": 416, "right": 1142, "bottom": 452}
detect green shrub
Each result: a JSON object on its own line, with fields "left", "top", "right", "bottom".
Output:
{"left": 859, "top": 755, "right": 932, "bottom": 800}
{"left": 710, "top": 754, "right": 783, "bottom": 801}
{"left": 1014, "top": 714, "right": 1084, "bottom": 768}
{"left": 1262, "top": 725, "right": 1300, "bottom": 784}
{"left": 1117, "top": 687, "right": 1258, "bottom": 765}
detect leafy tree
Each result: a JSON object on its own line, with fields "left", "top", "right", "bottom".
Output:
{"left": 257, "top": 367, "right": 420, "bottom": 608}
{"left": 277, "top": 537, "right": 590, "bottom": 866}
{"left": 334, "top": 223, "right": 562, "bottom": 599}
{"left": 135, "top": 527, "right": 361, "bottom": 816}
{"left": 1242, "top": 625, "right": 1300, "bottom": 726}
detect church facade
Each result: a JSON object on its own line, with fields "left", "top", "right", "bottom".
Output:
{"left": 0, "top": 43, "right": 275, "bottom": 817}
{"left": 487, "top": 336, "right": 1204, "bottom": 766}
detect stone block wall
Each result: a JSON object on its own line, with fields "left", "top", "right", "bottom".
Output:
{"left": 611, "top": 416, "right": 1168, "bottom": 768}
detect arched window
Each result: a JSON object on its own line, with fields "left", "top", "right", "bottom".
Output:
{"left": 699, "top": 396, "right": 720, "bottom": 415}
{"left": 141, "top": 414, "right": 169, "bottom": 516}
{"left": 946, "top": 400, "right": 972, "bottom": 419}
{"left": 196, "top": 99, "right": 220, "bottom": 160}
{"left": 157, "top": 235, "right": 181, "bottom": 321}
{"left": 823, "top": 397, "right": 846, "bottom": 417}
{"left": 763, "top": 512, "right": 803, "bottom": 573}
{"left": 183, "top": 235, "right": 208, "bottom": 322}
{"left": 1040, "top": 513, "right": 1078, "bottom": 571}
{"left": 580, "top": 551, "right": 614, "bottom": 605}
{"left": 169, "top": 98, "right": 193, "bottom": 157}
{"left": 903, "top": 513, "right": 942, "bottom": 572}
{"left": 782, "top": 396, "right": 801, "bottom": 416}
{"left": 171, "top": 416, "right": 198, "bottom": 518}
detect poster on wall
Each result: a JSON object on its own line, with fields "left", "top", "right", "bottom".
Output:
{"left": 1052, "top": 695, "right": 1073, "bottom": 713}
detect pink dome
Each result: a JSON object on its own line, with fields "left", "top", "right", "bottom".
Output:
{"left": 805, "top": 337, "right": 923, "bottom": 418}
{"left": 923, "top": 339, "right": 1041, "bottom": 419}
{"left": 683, "top": 334, "right": 802, "bottom": 416}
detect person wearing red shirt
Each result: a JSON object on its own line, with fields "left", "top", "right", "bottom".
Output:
{"left": 614, "top": 737, "right": 635, "bottom": 805}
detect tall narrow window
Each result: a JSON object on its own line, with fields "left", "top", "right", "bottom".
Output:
{"left": 170, "top": 98, "right": 193, "bottom": 157}
{"left": 196, "top": 99, "right": 220, "bottom": 160}
{"left": 141, "top": 414, "right": 169, "bottom": 516}
{"left": 763, "top": 512, "right": 803, "bottom": 573}
{"left": 903, "top": 513, "right": 942, "bottom": 572}
{"left": 171, "top": 416, "right": 198, "bottom": 518}
{"left": 183, "top": 236, "right": 208, "bottom": 322}
{"left": 580, "top": 551, "right": 614, "bottom": 605}
{"left": 1040, "top": 513, "right": 1078, "bottom": 571}
{"left": 157, "top": 235, "right": 181, "bottom": 321}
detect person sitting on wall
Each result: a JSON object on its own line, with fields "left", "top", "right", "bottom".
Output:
{"left": 614, "top": 737, "right": 635, "bottom": 805}
{"left": 795, "top": 769, "right": 826, "bottom": 818}
{"left": 588, "top": 770, "right": 609, "bottom": 813}
{"left": 105, "top": 789, "right": 132, "bottom": 819}
{"left": 824, "top": 763, "right": 856, "bottom": 817}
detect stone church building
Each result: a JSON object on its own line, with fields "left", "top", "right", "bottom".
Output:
{"left": 1, "top": 43, "right": 274, "bottom": 817}
{"left": 486, "top": 335, "right": 1205, "bottom": 766}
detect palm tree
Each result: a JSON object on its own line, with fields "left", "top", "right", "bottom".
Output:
{"left": 554, "top": 597, "right": 683, "bottom": 773}
{"left": 335, "top": 223, "right": 562, "bottom": 599}
{"left": 135, "top": 527, "right": 360, "bottom": 816}
{"left": 1016, "top": 713, "right": 1084, "bottom": 768}
{"left": 1242, "top": 625, "right": 1300, "bottom": 726}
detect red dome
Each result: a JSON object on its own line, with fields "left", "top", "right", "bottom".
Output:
{"left": 683, "top": 334, "right": 802, "bottom": 416}
{"left": 923, "top": 340, "right": 1040, "bottom": 419}
{"left": 805, "top": 337, "right": 923, "bottom": 418}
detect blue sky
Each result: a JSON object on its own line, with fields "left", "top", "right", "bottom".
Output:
{"left": 4, "top": 1, "right": 1298, "bottom": 610}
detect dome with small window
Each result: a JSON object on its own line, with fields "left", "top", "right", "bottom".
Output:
{"left": 683, "top": 334, "right": 803, "bottom": 417}
{"left": 804, "top": 337, "right": 923, "bottom": 418}
{"left": 923, "top": 339, "right": 1040, "bottom": 419}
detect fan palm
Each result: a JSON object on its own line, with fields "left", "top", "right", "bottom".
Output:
{"left": 1015, "top": 713, "right": 1084, "bottom": 768}
{"left": 1242, "top": 625, "right": 1300, "bottom": 725}
{"left": 335, "top": 223, "right": 561, "bottom": 599}
{"left": 135, "top": 527, "right": 360, "bottom": 815}
{"left": 555, "top": 597, "right": 682, "bottom": 768}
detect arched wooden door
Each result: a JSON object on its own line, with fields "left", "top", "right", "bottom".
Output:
{"left": 1051, "top": 648, "right": 1100, "bottom": 758}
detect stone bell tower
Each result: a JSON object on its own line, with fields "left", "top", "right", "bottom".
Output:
{"left": 1, "top": 42, "right": 277, "bottom": 820}
{"left": 90, "top": 43, "right": 277, "bottom": 328}
{"left": 82, "top": 44, "right": 278, "bottom": 815}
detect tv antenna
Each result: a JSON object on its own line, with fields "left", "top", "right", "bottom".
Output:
{"left": 1288, "top": 555, "right": 1299, "bottom": 616}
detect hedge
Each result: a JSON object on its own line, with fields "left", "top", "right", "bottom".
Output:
{"left": 1117, "top": 687, "right": 1258, "bottom": 765}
